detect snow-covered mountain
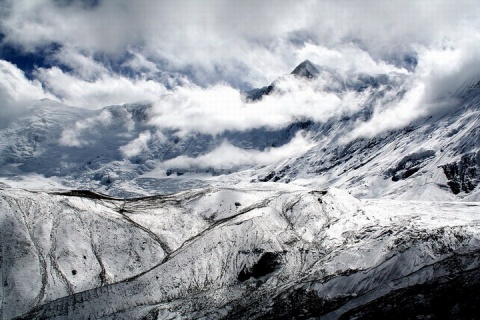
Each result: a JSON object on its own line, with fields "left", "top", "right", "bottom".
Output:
{"left": 0, "top": 60, "right": 478, "bottom": 200}
{"left": 1, "top": 59, "right": 480, "bottom": 319}
{"left": 252, "top": 79, "right": 480, "bottom": 201}
{"left": 0, "top": 98, "right": 313, "bottom": 197}
{"left": 3, "top": 185, "right": 480, "bottom": 319}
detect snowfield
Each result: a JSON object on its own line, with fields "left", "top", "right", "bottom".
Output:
{"left": 2, "top": 185, "right": 480, "bottom": 319}
{"left": 1, "top": 60, "right": 479, "bottom": 319}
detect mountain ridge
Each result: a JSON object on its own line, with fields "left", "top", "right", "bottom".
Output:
{"left": 3, "top": 186, "right": 480, "bottom": 319}
{"left": 0, "top": 60, "right": 478, "bottom": 200}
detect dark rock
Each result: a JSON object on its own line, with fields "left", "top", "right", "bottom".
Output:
{"left": 441, "top": 152, "right": 479, "bottom": 194}
{"left": 386, "top": 150, "right": 435, "bottom": 181}
{"left": 340, "top": 267, "right": 480, "bottom": 320}
{"left": 258, "top": 171, "right": 276, "bottom": 182}
{"left": 238, "top": 252, "right": 282, "bottom": 282}
{"left": 246, "top": 85, "right": 275, "bottom": 102}
{"left": 291, "top": 60, "right": 319, "bottom": 79}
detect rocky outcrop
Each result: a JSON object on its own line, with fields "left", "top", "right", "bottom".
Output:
{"left": 291, "top": 59, "right": 320, "bottom": 78}
{"left": 386, "top": 150, "right": 436, "bottom": 181}
{"left": 442, "top": 151, "right": 480, "bottom": 194}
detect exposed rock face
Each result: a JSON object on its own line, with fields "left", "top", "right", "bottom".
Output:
{"left": 245, "top": 84, "right": 275, "bottom": 102}
{"left": 339, "top": 267, "right": 480, "bottom": 320}
{"left": 2, "top": 186, "right": 480, "bottom": 319}
{"left": 442, "top": 151, "right": 480, "bottom": 194}
{"left": 291, "top": 60, "right": 320, "bottom": 78}
{"left": 386, "top": 150, "right": 436, "bottom": 181}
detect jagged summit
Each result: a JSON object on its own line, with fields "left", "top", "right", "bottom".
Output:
{"left": 246, "top": 60, "right": 320, "bottom": 101}
{"left": 291, "top": 59, "right": 319, "bottom": 78}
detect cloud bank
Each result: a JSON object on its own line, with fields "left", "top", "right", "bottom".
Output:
{"left": 2, "top": 0, "right": 479, "bottom": 87}
{"left": 160, "top": 131, "right": 314, "bottom": 170}
{"left": 148, "top": 73, "right": 377, "bottom": 136}
{"left": 0, "top": 59, "right": 55, "bottom": 126}
{"left": 1, "top": 0, "right": 480, "bottom": 142}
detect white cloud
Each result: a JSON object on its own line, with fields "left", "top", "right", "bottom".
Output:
{"left": 346, "top": 82, "right": 426, "bottom": 141}
{"left": 0, "top": 59, "right": 55, "bottom": 126}
{"left": 122, "top": 50, "right": 159, "bottom": 76}
{"left": 345, "top": 30, "right": 480, "bottom": 141}
{"left": 415, "top": 33, "right": 480, "bottom": 104}
{"left": 119, "top": 130, "right": 152, "bottom": 158}
{"left": 161, "top": 131, "right": 314, "bottom": 170}
{"left": 52, "top": 47, "right": 109, "bottom": 80}
{"left": 36, "top": 65, "right": 170, "bottom": 108}
{"left": 59, "top": 109, "right": 113, "bottom": 146}
{"left": 58, "top": 127, "right": 84, "bottom": 147}
{"left": 2, "top": 0, "right": 479, "bottom": 88}
{"left": 148, "top": 75, "right": 362, "bottom": 136}
{"left": 0, "top": 60, "right": 52, "bottom": 105}
{"left": 295, "top": 43, "right": 408, "bottom": 75}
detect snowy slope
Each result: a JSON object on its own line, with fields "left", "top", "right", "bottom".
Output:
{"left": 1, "top": 189, "right": 167, "bottom": 319}
{"left": 0, "top": 60, "right": 478, "bottom": 200}
{"left": 0, "top": 99, "right": 312, "bottom": 197}
{"left": 245, "top": 62, "right": 480, "bottom": 201}
{"left": 254, "top": 84, "right": 480, "bottom": 201}
{"left": 2, "top": 186, "right": 480, "bottom": 319}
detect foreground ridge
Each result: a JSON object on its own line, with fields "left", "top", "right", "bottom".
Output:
{"left": 2, "top": 185, "right": 479, "bottom": 319}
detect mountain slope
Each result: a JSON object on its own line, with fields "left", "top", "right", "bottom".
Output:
{"left": 253, "top": 83, "right": 480, "bottom": 201}
{"left": 1, "top": 189, "right": 167, "bottom": 319}
{"left": 0, "top": 99, "right": 312, "bottom": 197}
{"left": 3, "top": 186, "right": 480, "bottom": 319}
{"left": 0, "top": 60, "right": 478, "bottom": 200}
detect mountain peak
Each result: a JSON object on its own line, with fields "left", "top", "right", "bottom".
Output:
{"left": 291, "top": 60, "right": 319, "bottom": 78}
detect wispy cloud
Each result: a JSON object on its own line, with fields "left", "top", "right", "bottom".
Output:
{"left": 160, "top": 131, "right": 314, "bottom": 170}
{"left": 59, "top": 109, "right": 113, "bottom": 146}
{"left": 119, "top": 130, "right": 153, "bottom": 158}
{"left": 345, "top": 31, "right": 480, "bottom": 141}
{"left": 147, "top": 73, "right": 378, "bottom": 136}
{"left": 36, "top": 64, "right": 170, "bottom": 108}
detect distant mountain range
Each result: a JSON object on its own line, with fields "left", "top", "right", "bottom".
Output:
{"left": 2, "top": 60, "right": 480, "bottom": 320}
{"left": 0, "top": 60, "right": 478, "bottom": 200}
